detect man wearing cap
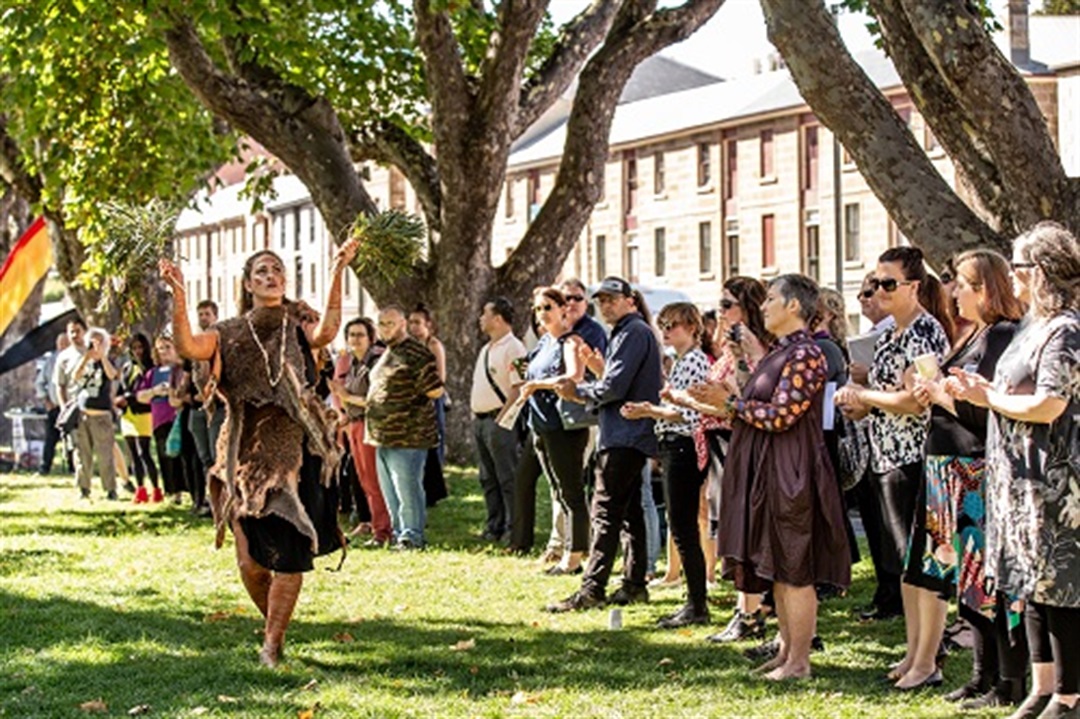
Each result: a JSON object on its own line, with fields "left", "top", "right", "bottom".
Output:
{"left": 547, "top": 276, "right": 662, "bottom": 612}
{"left": 470, "top": 297, "right": 527, "bottom": 542}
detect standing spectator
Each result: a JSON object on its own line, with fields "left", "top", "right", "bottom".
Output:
{"left": 547, "top": 276, "right": 662, "bottom": 612}
{"left": 37, "top": 333, "right": 68, "bottom": 475}
{"left": 707, "top": 275, "right": 851, "bottom": 680}
{"left": 68, "top": 327, "right": 120, "bottom": 500}
{"left": 137, "top": 336, "right": 184, "bottom": 504}
{"left": 950, "top": 222, "right": 1080, "bottom": 719}
{"left": 186, "top": 300, "right": 220, "bottom": 515}
{"left": 329, "top": 317, "right": 391, "bottom": 546}
{"left": 366, "top": 305, "right": 444, "bottom": 550}
{"left": 408, "top": 304, "right": 449, "bottom": 506}
{"left": 900, "top": 249, "right": 1024, "bottom": 695}
{"left": 52, "top": 318, "right": 89, "bottom": 483}
{"left": 835, "top": 247, "right": 950, "bottom": 630}
{"left": 116, "top": 333, "right": 158, "bottom": 503}
{"left": 470, "top": 297, "right": 527, "bottom": 543}
{"left": 519, "top": 288, "right": 590, "bottom": 574}
{"left": 621, "top": 302, "right": 712, "bottom": 627}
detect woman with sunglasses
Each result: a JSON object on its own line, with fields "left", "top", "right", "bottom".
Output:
{"left": 835, "top": 246, "right": 951, "bottom": 684}
{"left": 669, "top": 276, "right": 773, "bottom": 643}
{"left": 622, "top": 302, "right": 712, "bottom": 627}
{"left": 949, "top": 222, "right": 1080, "bottom": 719}
{"left": 901, "top": 249, "right": 1024, "bottom": 697}
{"left": 518, "top": 287, "right": 590, "bottom": 576}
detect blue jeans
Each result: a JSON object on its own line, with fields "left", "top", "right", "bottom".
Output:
{"left": 375, "top": 447, "right": 428, "bottom": 545}
{"left": 642, "top": 462, "right": 660, "bottom": 576}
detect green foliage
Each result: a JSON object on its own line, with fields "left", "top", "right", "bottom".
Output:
{"left": 349, "top": 209, "right": 427, "bottom": 283}
{"left": 77, "top": 199, "right": 179, "bottom": 325}
{"left": 1035, "top": 0, "right": 1080, "bottom": 13}
{"left": 833, "top": 0, "right": 1002, "bottom": 45}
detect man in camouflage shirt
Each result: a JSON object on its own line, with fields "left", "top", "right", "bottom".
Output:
{"left": 365, "top": 305, "right": 444, "bottom": 549}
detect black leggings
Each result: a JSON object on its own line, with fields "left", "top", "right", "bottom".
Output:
{"left": 1026, "top": 601, "right": 1080, "bottom": 695}
{"left": 659, "top": 436, "right": 708, "bottom": 608}
{"left": 961, "top": 593, "right": 1029, "bottom": 687}
{"left": 534, "top": 429, "right": 591, "bottom": 553}
{"left": 124, "top": 435, "right": 159, "bottom": 488}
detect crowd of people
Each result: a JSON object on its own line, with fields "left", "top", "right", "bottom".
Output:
{"left": 25, "top": 220, "right": 1078, "bottom": 716}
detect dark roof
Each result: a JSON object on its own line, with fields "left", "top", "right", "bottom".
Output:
{"left": 619, "top": 55, "right": 722, "bottom": 104}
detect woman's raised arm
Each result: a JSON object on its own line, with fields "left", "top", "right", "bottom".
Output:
{"left": 159, "top": 259, "right": 217, "bottom": 361}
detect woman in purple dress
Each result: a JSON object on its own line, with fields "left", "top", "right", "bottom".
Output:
{"left": 700, "top": 274, "right": 850, "bottom": 680}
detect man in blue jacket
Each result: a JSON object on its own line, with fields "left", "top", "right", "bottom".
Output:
{"left": 547, "top": 276, "right": 662, "bottom": 612}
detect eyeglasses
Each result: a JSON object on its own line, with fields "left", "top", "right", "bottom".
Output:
{"left": 719, "top": 298, "right": 738, "bottom": 310}
{"left": 534, "top": 304, "right": 554, "bottom": 313}
{"left": 658, "top": 320, "right": 681, "bottom": 331}
{"left": 859, "top": 289, "right": 875, "bottom": 300}
{"left": 868, "top": 277, "right": 913, "bottom": 293}
{"left": 564, "top": 295, "right": 586, "bottom": 303}
{"left": 1009, "top": 261, "right": 1034, "bottom": 270}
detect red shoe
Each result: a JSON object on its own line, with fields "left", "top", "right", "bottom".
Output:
{"left": 134, "top": 487, "right": 149, "bottom": 504}
{"left": 151, "top": 487, "right": 164, "bottom": 503}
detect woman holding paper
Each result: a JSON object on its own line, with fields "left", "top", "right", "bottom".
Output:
{"left": 903, "top": 250, "right": 1023, "bottom": 700}
{"left": 518, "top": 287, "right": 589, "bottom": 576}
{"left": 834, "top": 246, "right": 950, "bottom": 687}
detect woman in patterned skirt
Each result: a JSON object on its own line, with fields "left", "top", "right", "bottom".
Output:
{"left": 903, "top": 249, "right": 1023, "bottom": 698}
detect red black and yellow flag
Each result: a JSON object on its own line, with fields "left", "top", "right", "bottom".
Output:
{"left": 0, "top": 217, "right": 53, "bottom": 338}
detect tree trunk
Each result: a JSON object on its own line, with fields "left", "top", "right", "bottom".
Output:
{"left": 0, "top": 191, "right": 39, "bottom": 449}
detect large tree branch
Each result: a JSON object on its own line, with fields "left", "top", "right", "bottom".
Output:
{"left": 0, "top": 117, "right": 43, "bottom": 204}
{"left": 759, "top": 0, "right": 1002, "bottom": 265}
{"left": 897, "top": 0, "right": 1069, "bottom": 229}
{"left": 476, "top": 0, "right": 548, "bottom": 137}
{"left": 498, "top": 0, "right": 725, "bottom": 295}
{"left": 349, "top": 121, "right": 442, "bottom": 232}
{"left": 413, "top": 0, "right": 472, "bottom": 166}
{"left": 515, "top": 0, "right": 621, "bottom": 137}
{"left": 867, "top": 0, "right": 1010, "bottom": 230}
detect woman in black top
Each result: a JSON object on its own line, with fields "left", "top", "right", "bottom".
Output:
{"left": 896, "top": 249, "right": 1023, "bottom": 692}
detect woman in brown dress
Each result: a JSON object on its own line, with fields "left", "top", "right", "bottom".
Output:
{"left": 159, "top": 238, "right": 358, "bottom": 667}
{"left": 701, "top": 274, "right": 850, "bottom": 680}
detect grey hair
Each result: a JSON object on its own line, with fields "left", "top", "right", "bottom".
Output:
{"left": 769, "top": 274, "right": 820, "bottom": 322}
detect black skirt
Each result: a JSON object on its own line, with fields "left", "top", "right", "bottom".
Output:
{"left": 240, "top": 444, "right": 343, "bottom": 573}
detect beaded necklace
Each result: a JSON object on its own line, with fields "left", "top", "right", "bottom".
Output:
{"left": 246, "top": 310, "right": 289, "bottom": 388}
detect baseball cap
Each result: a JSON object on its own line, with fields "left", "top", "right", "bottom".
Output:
{"left": 592, "top": 276, "right": 633, "bottom": 298}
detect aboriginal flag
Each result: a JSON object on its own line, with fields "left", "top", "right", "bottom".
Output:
{"left": 0, "top": 217, "right": 53, "bottom": 338}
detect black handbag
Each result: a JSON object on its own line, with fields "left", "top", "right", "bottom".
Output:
{"left": 56, "top": 400, "right": 82, "bottom": 435}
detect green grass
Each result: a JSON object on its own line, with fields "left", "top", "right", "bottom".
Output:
{"left": 0, "top": 468, "right": 990, "bottom": 718}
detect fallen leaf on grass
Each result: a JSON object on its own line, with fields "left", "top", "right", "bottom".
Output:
{"left": 302, "top": 678, "right": 319, "bottom": 691}
{"left": 449, "top": 638, "right": 476, "bottom": 651}
{"left": 217, "top": 695, "right": 239, "bottom": 704}
{"left": 468, "top": 665, "right": 479, "bottom": 675}
{"left": 191, "top": 708, "right": 208, "bottom": 716}
{"left": 333, "top": 632, "right": 355, "bottom": 643}
{"left": 658, "top": 657, "right": 674, "bottom": 666}
{"left": 510, "top": 691, "right": 541, "bottom": 705}
{"left": 127, "top": 704, "right": 151, "bottom": 715}
{"left": 297, "top": 704, "right": 320, "bottom": 719}
{"left": 677, "top": 629, "right": 693, "bottom": 637}
{"left": 393, "top": 604, "right": 409, "bottom": 614}
{"left": 79, "top": 699, "right": 107, "bottom": 713}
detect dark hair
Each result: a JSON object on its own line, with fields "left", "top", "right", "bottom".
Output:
{"left": 769, "top": 274, "right": 820, "bottom": 322}
{"left": 1019, "top": 221, "right": 1080, "bottom": 318}
{"left": 629, "top": 288, "right": 652, "bottom": 327}
{"left": 344, "top": 317, "right": 377, "bottom": 346}
{"left": 878, "top": 246, "right": 955, "bottom": 343}
{"left": 239, "top": 250, "right": 288, "bottom": 314}
{"left": 723, "top": 276, "right": 773, "bottom": 345}
{"left": 487, "top": 297, "right": 515, "bottom": 326}
{"left": 559, "top": 277, "right": 588, "bottom": 295}
{"left": 814, "top": 288, "right": 849, "bottom": 351}
{"left": 410, "top": 303, "right": 432, "bottom": 323}
{"left": 196, "top": 299, "right": 219, "bottom": 315}
{"left": 67, "top": 317, "right": 87, "bottom": 330}
{"left": 128, "top": 332, "right": 153, "bottom": 371}
{"left": 953, "top": 249, "right": 1026, "bottom": 324}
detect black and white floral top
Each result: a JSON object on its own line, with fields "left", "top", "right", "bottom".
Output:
{"left": 986, "top": 311, "right": 1080, "bottom": 608}
{"left": 656, "top": 347, "right": 711, "bottom": 438}
{"left": 868, "top": 311, "right": 949, "bottom": 473}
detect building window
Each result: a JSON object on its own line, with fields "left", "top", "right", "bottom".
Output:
{"left": 344, "top": 269, "right": 351, "bottom": 296}
{"left": 759, "top": 129, "right": 774, "bottom": 178}
{"left": 925, "top": 126, "right": 940, "bottom": 153}
{"left": 309, "top": 209, "right": 317, "bottom": 244}
{"left": 595, "top": 234, "right": 606, "bottom": 279}
{"left": 625, "top": 242, "right": 639, "bottom": 284}
{"left": 295, "top": 256, "right": 303, "bottom": 297}
{"left": 804, "top": 224, "right": 820, "bottom": 282}
{"left": 762, "top": 214, "right": 775, "bottom": 267}
{"left": 653, "top": 152, "right": 665, "bottom": 194}
{"left": 803, "top": 126, "right": 819, "bottom": 191}
{"left": 724, "top": 233, "right": 740, "bottom": 280}
{"left": 697, "top": 143, "right": 711, "bottom": 187}
{"left": 389, "top": 169, "right": 406, "bottom": 210}
{"left": 654, "top": 227, "right": 666, "bottom": 277}
{"left": 624, "top": 151, "right": 638, "bottom": 213}
{"left": 698, "top": 221, "right": 713, "bottom": 275}
{"left": 278, "top": 215, "right": 287, "bottom": 249}
{"left": 724, "top": 139, "right": 737, "bottom": 199}
{"left": 310, "top": 263, "right": 317, "bottom": 297}
{"left": 293, "top": 209, "right": 302, "bottom": 251}
{"left": 844, "top": 203, "right": 861, "bottom": 262}
{"left": 527, "top": 170, "right": 541, "bottom": 222}
{"left": 504, "top": 178, "right": 515, "bottom": 218}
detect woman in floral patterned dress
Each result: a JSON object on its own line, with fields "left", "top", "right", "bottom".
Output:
{"left": 950, "top": 222, "right": 1080, "bottom": 719}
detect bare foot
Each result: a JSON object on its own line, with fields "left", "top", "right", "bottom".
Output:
{"left": 751, "top": 654, "right": 788, "bottom": 674}
{"left": 348, "top": 522, "right": 373, "bottom": 538}
{"left": 258, "top": 642, "right": 282, "bottom": 668}
{"left": 764, "top": 662, "right": 811, "bottom": 681}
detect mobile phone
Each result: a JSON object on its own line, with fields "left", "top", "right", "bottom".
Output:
{"left": 726, "top": 324, "right": 742, "bottom": 343}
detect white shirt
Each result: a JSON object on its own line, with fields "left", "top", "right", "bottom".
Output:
{"left": 470, "top": 331, "right": 527, "bottom": 414}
